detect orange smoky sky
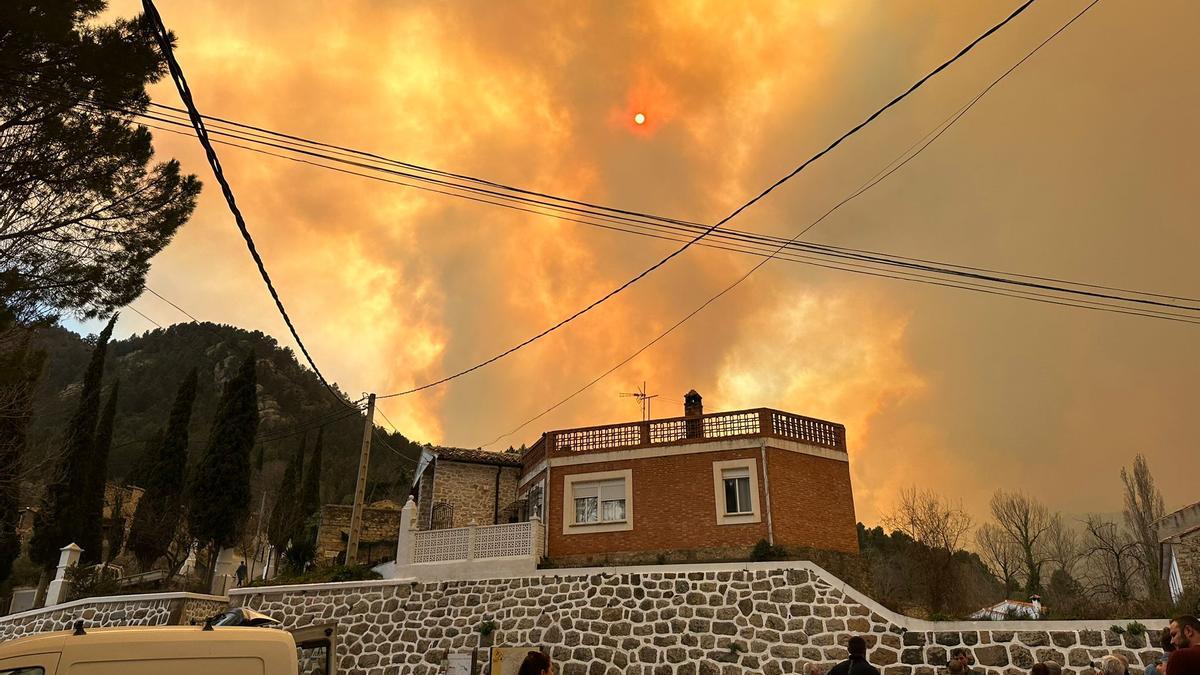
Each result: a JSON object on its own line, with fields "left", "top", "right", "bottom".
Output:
{"left": 97, "top": 0, "right": 1199, "bottom": 526}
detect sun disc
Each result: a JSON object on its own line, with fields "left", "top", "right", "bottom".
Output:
{"left": 634, "top": 112, "right": 646, "bottom": 125}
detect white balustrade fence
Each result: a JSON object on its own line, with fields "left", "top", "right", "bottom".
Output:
{"left": 412, "top": 518, "right": 543, "bottom": 565}
{"left": 379, "top": 497, "right": 543, "bottom": 581}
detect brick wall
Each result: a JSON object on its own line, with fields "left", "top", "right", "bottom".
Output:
{"left": 545, "top": 444, "right": 857, "bottom": 564}
{"left": 314, "top": 504, "right": 402, "bottom": 565}
{"left": 430, "top": 461, "right": 520, "bottom": 527}
{"left": 766, "top": 448, "right": 859, "bottom": 554}
{"left": 548, "top": 449, "right": 769, "bottom": 561}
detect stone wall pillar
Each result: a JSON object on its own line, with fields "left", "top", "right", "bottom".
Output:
{"left": 396, "top": 496, "right": 417, "bottom": 567}
{"left": 529, "top": 515, "right": 542, "bottom": 559}
{"left": 45, "top": 543, "right": 82, "bottom": 606}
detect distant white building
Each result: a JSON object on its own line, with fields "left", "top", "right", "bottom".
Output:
{"left": 970, "top": 595, "right": 1042, "bottom": 621}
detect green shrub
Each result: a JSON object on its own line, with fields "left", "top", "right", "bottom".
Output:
{"left": 749, "top": 539, "right": 786, "bottom": 562}
{"left": 1110, "top": 624, "right": 1126, "bottom": 635}
{"left": 248, "top": 563, "right": 381, "bottom": 587}
{"left": 1127, "top": 622, "right": 1147, "bottom": 637}
{"left": 64, "top": 564, "right": 121, "bottom": 601}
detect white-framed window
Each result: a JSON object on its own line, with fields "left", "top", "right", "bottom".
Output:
{"left": 527, "top": 482, "right": 544, "bottom": 521}
{"left": 573, "top": 479, "right": 626, "bottom": 524}
{"left": 722, "top": 467, "right": 753, "bottom": 515}
{"left": 562, "top": 469, "right": 633, "bottom": 534}
{"left": 711, "top": 458, "right": 761, "bottom": 525}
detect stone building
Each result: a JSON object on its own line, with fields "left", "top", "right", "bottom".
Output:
{"left": 314, "top": 500, "right": 403, "bottom": 566}
{"left": 1156, "top": 500, "right": 1200, "bottom": 603}
{"left": 517, "top": 391, "right": 859, "bottom": 567}
{"left": 412, "top": 447, "right": 523, "bottom": 530}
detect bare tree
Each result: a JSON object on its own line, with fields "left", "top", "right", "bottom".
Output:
{"left": 886, "top": 487, "right": 973, "bottom": 551}
{"left": 1121, "top": 454, "right": 1165, "bottom": 600}
{"left": 1044, "top": 517, "right": 1083, "bottom": 579}
{"left": 1082, "top": 515, "right": 1144, "bottom": 606}
{"left": 976, "top": 522, "right": 1021, "bottom": 598}
{"left": 885, "top": 487, "right": 973, "bottom": 615}
{"left": 989, "top": 490, "right": 1057, "bottom": 596}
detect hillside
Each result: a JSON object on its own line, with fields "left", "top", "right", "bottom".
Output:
{"left": 25, "top": 322, "right": 423, "bottom": 508}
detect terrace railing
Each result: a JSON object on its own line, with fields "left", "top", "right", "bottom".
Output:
{"left": 529, "top": 407, "right": 845, "bottom": 459}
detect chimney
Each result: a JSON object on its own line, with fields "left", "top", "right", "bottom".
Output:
{"left": 684, "top": 390, "right": 703, "bottom": 439}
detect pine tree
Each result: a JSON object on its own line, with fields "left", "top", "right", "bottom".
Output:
{"left": 267, "top": 436, "right": 304, "bottom": 554}
{"left": 187, "top": 351, "right": 258, "bottom": 584}
{"left": 79, "top": 380, "right": 119, "bottom": 564}
{"left": 30, "top": 315, "right": 116, "bottom": 574}
{"left": 127, "top": 368, "right": 197, "bottom": 571}
{"left": 299, "top": 427, "right": 324, "bottom": 540}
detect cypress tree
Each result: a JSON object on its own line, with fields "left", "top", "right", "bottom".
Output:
{"left": 0, "top": 324, "right": 47, "bottom": 583}
{"left": 30, "top": 315, "right": 116, "bottom": 574}
{"left": 188, "top": 351, "right": 258, "bottom": 584}
{"left": 79, "top": 380, "right": 119, "bottom": 564}
{"left": 267, "top": 436, "right": 304, "bottom": 554}
{"left": 299, "top": 427, "right": 324, "bottom": 538}
{"left": 127, "top": 368, "right": 197, "bottom": 571}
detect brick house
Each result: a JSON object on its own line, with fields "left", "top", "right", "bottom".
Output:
{"left": 1157, "top": 500, "right": 1200, "bottom": 603}
{"left": 516, "top": 391, "right": 859, "bottom": 567}
{"left": 413, "top": 447, "right": 524, "bottom": 530}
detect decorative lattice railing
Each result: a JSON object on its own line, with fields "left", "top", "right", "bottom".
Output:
{"left": 412, "top": 519, "right": 542, "bottom": 564}
{"left": 539, "top": 408, "right": 846, "bottom": 456}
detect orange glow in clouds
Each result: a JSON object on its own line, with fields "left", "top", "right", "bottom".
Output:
{"left": 612, "top": 69, "right": 677, "bottom": 137}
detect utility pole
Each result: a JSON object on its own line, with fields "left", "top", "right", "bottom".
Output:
{"left": 346, "top": 393, "right": 375, "bottom": 564}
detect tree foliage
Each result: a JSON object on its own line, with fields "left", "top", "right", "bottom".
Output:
{"left": 78, "top": 379, "right": 118, "bottom": 564}
{"left": 187, "top": 350, "right": 258, "bottom": 580}
{"left": 29, "top": 315, "right": 114, "bottom": 568}
{"left": 0, "top": 0, "right": 200, "bottom": 321}
{"left": 267, "top": 436, "right": 304, "bottom": 553}
{"left": 1121, "top": 454, "right": 1165, "bottom": 600}
{"left": 127, "top": 368, "right": 196, "bottom": 571}
{"left": 0, "top": 311, "right": 46, "bottom": 582}
{"left": 299, "top": 427, "right": 324, "bottom": 540}
{"left": 883, "top": 487, "right": 974, "bottom": 615}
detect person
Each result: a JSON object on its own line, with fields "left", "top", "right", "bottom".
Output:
{"left": 1031, "top": 664, "right": 1051, "bottom": 675}
{"left": 1045, "top": 660, "right": 1063, "bottom": 675}
{"left": 1172, "top": 616, "right": 1200, "bottom": 649}
{"left": 947, "top": 659, "right": 966, "bottom": 675}
{"left": 829, "top": 636, "right": 881, "bottom": 675}
{"left": 235, "top": 560, "right": 248, "bottom": 587}
{"left": 1148, "top": 626, "right": 1176, "bottom": 675}
{"left": 1168, "top": 616, "right": 1200, "bottom": 675}
{"left": 950, "top": 648, "right": 975, "bottom": 675}
{"left": 518, "top": 651, "right": 552, "bottom": 675}
{"left": 1095, "top": 655, "right": 1126, "bottom": 675}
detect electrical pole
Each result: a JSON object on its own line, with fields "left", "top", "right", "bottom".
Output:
{"left": 346, "top": 393, "right": 375, "bottom": 564}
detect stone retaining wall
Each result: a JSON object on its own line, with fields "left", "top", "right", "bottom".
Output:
{"left": 0, "top": 592, "right": 229, "bottom": 642}
{"left": 230, "top": 562, "right": 1166, "bottom": 675}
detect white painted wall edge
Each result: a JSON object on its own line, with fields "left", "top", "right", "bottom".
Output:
{"left": 0, "top": 591, "right": 228, "bottom": 623}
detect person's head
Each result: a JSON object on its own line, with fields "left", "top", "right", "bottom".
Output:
{"left": 1095, "top": 655, "right": 1125, "bottom": 675}
{"left": 847, "top": 636, "right": 867, "bottom": 659}
{"left": 1031, "top": 663, "right": 1050, "bottom": 675}
{"left": 1162, "top": 626, "right": 1177, "bottom": 653}
{"left": 950, "top": 648, "right": 972, "bottom": 668}
{"left": 947, "top": 659, "right": 966, "bottom": 675}
{"left": 518, "top": 651, "right": 552, "bottom": 675}
{"left": 801, "top": 662, "right": 823, "bottom": 675}
{"left": 1171, "top": 616, "right": 1200, "bottom": 649}
{"left": 1044, "top": 660, "right": 1062, "bottom": 675}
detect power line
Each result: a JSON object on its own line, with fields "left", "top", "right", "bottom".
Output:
{"left": 481, "top": 0, "right": 1110, "bottom": 448}
{"left": 141, "top": 0, "right": 351, "bottom": 410}
{"left": 126, "top": 305, "right": 162, "bottom": 329}
{"left": 378, "top": 0, "right": 1043, "bottom": 399}
{"left": 104, "top": 106, "right": 1200, "bottom": 318}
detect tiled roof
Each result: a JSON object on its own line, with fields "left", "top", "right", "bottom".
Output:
{"left": 432, "top": 446, "right": 523, "bottom": 467}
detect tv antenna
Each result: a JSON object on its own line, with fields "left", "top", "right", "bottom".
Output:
{"left": 619, "top": 382, "right": 659, "bottom": 421}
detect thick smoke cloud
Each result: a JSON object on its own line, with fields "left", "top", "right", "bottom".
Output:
{"left": 104, "top": 0, "right": 1198, "bottom": 523}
